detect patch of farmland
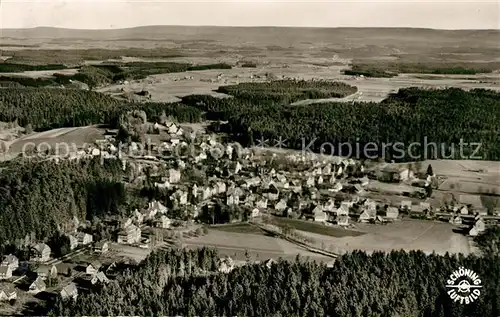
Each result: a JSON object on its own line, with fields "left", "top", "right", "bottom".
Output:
{"left": 21, "top": 127, "right": 83, "bottom": 140}
{"left": 210, "top": 223, "right": 266, "bottom": 235}
{"left": 186, "top": 229, "right": 332, "bottom": 262}
{"left": 5, "top": 126, "right": 105, "bottom": 159}
{"left": 297, "top": 219, "right": 471, "bottom": 255}
{"left": 269, "top": 217, "right": 365, "bottom": 238}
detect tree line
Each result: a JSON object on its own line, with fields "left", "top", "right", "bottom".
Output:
{"left": 344, "top": 61, "right": 500, "bottom": 77}
{"left": 182, "top": 87, "right": 500, "bottom": 161}
{"left": 0, "top": 88, "right": 202, "bottom": 131}
{"left": 0, "top": 158, "right": 130, "bottom": 250}
{"left": 50, "top": 248, "right": 500, "bottom": 316}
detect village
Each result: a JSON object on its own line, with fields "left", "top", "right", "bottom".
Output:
{"left": 1, "top": 116, "right": 499, "bottom": 312}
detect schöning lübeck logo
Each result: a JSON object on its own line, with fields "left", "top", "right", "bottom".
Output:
{"left": 445, "top": 267, "right": 482, "bottom": 304}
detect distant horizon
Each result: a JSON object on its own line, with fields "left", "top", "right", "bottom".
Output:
{"left": 1, "top": 1, "right": 498, "bottom": 30}
{"left": 2, "top": 25, "right": 499, "bottom": 32}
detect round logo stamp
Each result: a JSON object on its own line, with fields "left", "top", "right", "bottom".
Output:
{"left": 446, "top": 267, "right": 482, "bottom": 304}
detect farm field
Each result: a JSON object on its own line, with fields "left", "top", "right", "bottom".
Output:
{"left": 185, "top": 228, "right": 332, "bottom": 263}
{"left": 296, "top": 219, "right": 472, "bottom": 255}
{"left": 268, "top": 217, "right": 365, "bottom": 238}
{"left": 388, "top": 159, "right": 500, "bottom": 208}
{"left": 1, "top": 125, "right": 106, "bottom": 161}
{"left": 95, "top": 61, "right": 500, "bottom": 103}
{"left": 210, "top": 223, "right": 266, "bottom": 235}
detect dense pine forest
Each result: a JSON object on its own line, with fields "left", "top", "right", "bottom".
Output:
{"left": 0, "top": 88, "right": 202, "bottom": 130}
{"left": 0, "top": 158, "right": 131, "bottom": 249}
{"left": 50, "top": 248, "right": 500, "bottom": 317}
{"left": 216, "top": 80, "right": 358, "bottom": 104}
{"left": 0, "top": 62, "right": 232, "bottom": 88}
{"left": 344, "top": 61, "right": 500, "bottom": 77}
{"left": 183, "top": 87, "right": 500, "bottom": 161}
{"left": 1, "top": 83, "right": 499, "bottom": 160}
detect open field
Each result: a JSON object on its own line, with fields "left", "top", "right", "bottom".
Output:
{"left": 268, "top": 217, "right": 365, "bottom": 238}
{"left": 297, "top": 219, "right": 472, "bottom": 255}
{"left": 185, "top": 228, "right": 332, "bottom": 262}
{"left": 1, "top": 125, "right": 106, "bottom": 161}
{"left": 2, "top": 27, "right": 499, "bottom": 103}
{"left": 94, "top": 61, "right": 500, "bottom": 103}
{"left": 388, "top": 159, "right": 500, "bottom": 208}
{"left": 210, "top": 223, "right": 267, "bottom": 235}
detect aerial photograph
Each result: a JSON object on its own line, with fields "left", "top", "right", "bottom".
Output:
{"left": 0, "top": 0, "right": 499, "bottom": 316}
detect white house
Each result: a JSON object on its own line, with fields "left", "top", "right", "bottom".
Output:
{"left": 385, "top": 207, "right": 399, "bottom": 220}
{"left": 94, "top": 241, "right": 109, "bottom": 254}
{"left": 86, "top": 261, "right": 102, "bottom": 275}
{"left": 75, "top": 232, "right": 93, "bottom": 245}
{"left": 313, "top": 206, "right": 327, "bottom": 222}
{"left": 30, "top": 243, "right": 51, "bottom": 262}
{"left": 28, "top": 278, "right": 46, "bottom": 294}
{"left": 1, "top": 254, "right": 19, "bottom": 271}
{"left": 154, "top": 215, "right": 171, "bottom": 229}
{"left": 449, "top": 216, "right": 462, "bottom": 225}
{"left": 0, "top": 265, "right": 12, "bottom": 280}
{"left": 358, "top": 210, "right": 373, "bottom": 223}
{"left": 36, "top": 264, "right": 57, "bottom": 280}
{"left": 91, "top": 271, "right": 110, "bottom": 285}
{"left": 218, "top": 257, "right": 235, "bottom": 274}
{"left": 251, "top": 208, "right": 260, "bottom": 218}
{"left": 117, "top": 224, "right": 141, "bottom": 244}
{"left": 401, "top": 200, "right": 412, "bottom": 212}
{"left": 169, "top": 169, "right": 181, "bottom": 183}
{"left": 0, "top": 286, "right": 16, "bottom": 302}
{"left": 274, "top": 199, "right": 287, "bottom": 212}
{"left": 68, "top": 235, "right": 78, "bottom": 250}
{"left": 61, "top": 283, "right": 78, "bottom": 300}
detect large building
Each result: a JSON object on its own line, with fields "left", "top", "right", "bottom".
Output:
{"left": 117, "top": 224, "right": 141, "bottom": 244}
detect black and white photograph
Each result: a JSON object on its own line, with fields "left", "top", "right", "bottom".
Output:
{"left": 0, "top": 1, "right": 499, "bottom": 316}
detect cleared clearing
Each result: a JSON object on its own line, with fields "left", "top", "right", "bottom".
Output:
{"left": 297, "top": 219, "right": 471, "bottom": 255}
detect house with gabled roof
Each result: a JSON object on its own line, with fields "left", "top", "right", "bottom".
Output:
{"left": 30, "top": 243, "right": 51, "bottom": 262}
{"left": 28, "top": 277, "right": 46, "bottom": 294}
{"left": 218, "top": 256, "right": 235, "bottom": 274}
{"left": 337, "top": 214, "right": 350, "bottom": 227}
{"left": 86, "top": 261, "right": 102, "bottom": 276}
{"left": 274, "top": 199, "right": 287, "bottom": 212}
{"left": 0, "top": 265, "right": 12, "bottom": 280}
{"left": 1, "top": 254, "right": 19, "bottom": 271}
{"left": 94, "top": 241, "right": 109, "bottom": 254}
{"left": 400, "top": 200, "right": 412, "bottom": 212}
{"left": 0, "top": 285, "right": 16, "bottom": 302}
{"left": 91, "top": 271, "right": 110, "bottom": 285}
{"left": 358, "top": 210, "right": 373, "bottom": 223}
{"left": 61, "top": 282, "right": 78, "bottom": 300}
{"left": 75, "top": 232, "right": 93, "bottom": 245}
{"left": 264, "top": 258, "right": 276, "bottom": 269}
{"left": 313, "top": 206, "right": 327, "bottom": 222}
{"left": 36, "top": 264, "right": 57, "bottom": 280}
{"left": 117, "top": 224, "right": 141, "bottom": 244}
{"left": 68, "top": 235, "right": 78, "bottom": 250}
{"left": 385, "top": 207, "right": 399, "bottom": 220}
{"left": 255, "top": 198, "right": 268, "bottom": 210}
{"left": 154, "top": 215, "right": 171, "bottom": 229}
{"left": 449, "top": 216, "right": 462, "bottom": 225}
{"left": 251, "top": 208, "right": 260, "bottom": 218}
{"left": 459, "top": 205, "right": 469, "bottom": 215}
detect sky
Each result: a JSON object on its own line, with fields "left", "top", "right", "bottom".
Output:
{"left": 1, "top": 0, "right": 499, "bottom": 30}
